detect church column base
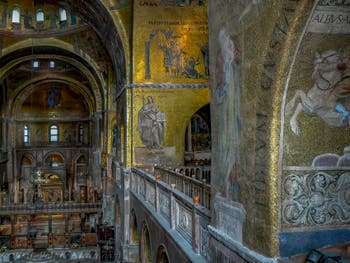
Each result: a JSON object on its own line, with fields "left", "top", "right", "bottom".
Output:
{"left": 209, "top": 196, "right": 276, "bottom": 263}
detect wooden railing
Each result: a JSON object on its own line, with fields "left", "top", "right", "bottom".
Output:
{"left": 130, "top": 167, "right": 210, "bottom": 259}
{"left": 154, "top": 165, "right": 211, "bottom": 210}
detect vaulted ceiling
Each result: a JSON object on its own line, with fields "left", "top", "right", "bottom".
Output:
{"left": 0, "top": 0, "right": 127, "bottom": 117}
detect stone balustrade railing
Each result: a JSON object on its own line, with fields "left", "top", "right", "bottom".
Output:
{"left": 130, "top": 167, "right": 211, "bottom": 259}
{"left": 172, "top": 165, "right": 211, "bottom": 183}
{"left": 0, "top": 202, "right": 102, "bottom": 215}
{"left": 17, "top": 142, "right": 91, "bottom": 149}
{"left": 153, "top": 165, "right": 211, "bottom": 210}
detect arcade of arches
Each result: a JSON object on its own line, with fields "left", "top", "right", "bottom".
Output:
{"left": 0, "top": 0, "right": 350, "bottom": 262}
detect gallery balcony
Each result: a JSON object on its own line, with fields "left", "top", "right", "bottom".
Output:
{"left": 0, "top": 202, "right": 102, "bottom": 216}
{"left": 17, "top": 141, "right": 91, "bottom": 149}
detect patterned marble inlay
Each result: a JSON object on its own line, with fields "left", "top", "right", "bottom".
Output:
{"left": 146, "top": 182, "right": 155, "bottom": 207}
{"left": 140, "top": 178, "right": 145, "bottom": 198}
{"left": 282, "top": 172, "right": 350, "bottom": 227}
{"left": 131, "top": 173, "right": 136, "bottom": 192}
{"left": 159, "top": 190, "right": 170, "bottom": 219}
{"left": 175, "top": 202, "right": 192, "bottom": 243}
{"left": 200, "top": 225, "right": 209, "bottom": 259}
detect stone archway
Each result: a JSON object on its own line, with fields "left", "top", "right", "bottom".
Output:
{"left": 140, "top": 222, "right": 152, "bottom": 263}
{"left": 156, "top": 245, "right": 170, "bottom": 263}
{"left": 184, "top": 103, "right": 211, "bottom": 166}
{"left": 129, "top": 209, "right": 139, "bottom": 245}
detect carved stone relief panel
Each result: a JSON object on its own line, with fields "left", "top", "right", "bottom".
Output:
{"left": 159, "top": 190, "right": 170, "bottom": 219}
{"left": 146, "top": 182, "right": 155, "bottom": 207}
{"left": 175, "top": 202, "right": 192, "bottom": 243}
{"left": 282, "top": 171, "right": 350, "bottom": 228}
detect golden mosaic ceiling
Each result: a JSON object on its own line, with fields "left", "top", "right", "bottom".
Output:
{"left": 0, "top": 0, "right": 120, "bottom": 116}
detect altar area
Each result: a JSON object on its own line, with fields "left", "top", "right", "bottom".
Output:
{"left": 0, "top": 167, "right": 102, "bottom": 258}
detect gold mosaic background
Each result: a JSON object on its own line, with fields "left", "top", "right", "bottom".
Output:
{"left": 133, "top": 2, "right": 208, "bottom": 83}
{"left": 131, "top": 87, "right": 210, "bottom": 166}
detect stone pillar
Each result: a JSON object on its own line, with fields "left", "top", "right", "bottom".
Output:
{"left": 48, "top": 215, "right": 52, "bottom": 233}
{"left": 192, "top": 203, "right": 200, "bottom": 254}
{"left": 212, "top": 195, "right": 245, "bottom": 242}
{"left": 169, "top": 184, "right": 176, "bottom": 229}
{"left": 208, "top": 195, "right": 248, "bottom": 262}
{"left": 48, "top": 215, "right": 53, "bottom": 248}
{"left": 13, "top": 179, "right": 19, "bottom": 204}
{"left": 121, "top": 168, "right": 130, "bottom": 245}
{"left": 187, "top": 121, "right": 192, "bottom": 152}
{"left": 10, "top": 216, "right": 15, "bottom": 249}
{"left": 81, "top": 213, "right": 86, "bottom": 233}
{"left": 26, "top": 215, "right": 32, "bottom": 248}
{"left": 93, "top": 112, "right": 102, "bottom": 147}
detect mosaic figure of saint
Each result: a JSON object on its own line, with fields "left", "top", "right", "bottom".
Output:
{"left": 158, "top": 31, "right": 183, "bottom": 77}
{"left": 47, "top": 88, "right": 61, "bottom": 108}
{"left": 137, "top": 96, "right": 166, "bottom": 149}
{"left": 215, "top": 28, "right": 235, "bottom": 99}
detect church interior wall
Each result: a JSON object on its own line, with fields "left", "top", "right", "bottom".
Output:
{"left": 132, "top": 1, "right": 208, "bottom": 84}
{"left": 132, "top": 88, "right": 210, "bottom": 167}
{"left": 209, "top": 0, "right": 350, "bottom": 260}
{"left": 1, "top": 0, "right": 350, "bottom": 261}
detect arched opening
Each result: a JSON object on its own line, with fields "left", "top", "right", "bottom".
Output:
{"left": 23, "top": 125, "right": 29, "bottom": 144}
{"left": 156, "top": 245, "right": 170, "bottom": 263}
{"left": 11, "top": 8, "right": 20, "bottom": 24}
{"left": 140, "top": 223, "right": 152, "bottom": 263}
{"left": 129, "top": 210, "right": 139, "bottom": 245}
{"left": 127, "top": 209, "right": 140, "bottom": 262}
{"left": 19, "top": 154, "right": 35, "bottom": 204}
{"left": 59, "top": 8, "right": 67, "bottom": 23}
{"left": 184, "top": 104, "right": 211, "bottom": 166}
{"left": 49, "top": 125, "right": 59, "bottom": 142}
{"left": 44, "top": 153, "right": 64, "bottom": 167}
{"left": 36, "top": 10, "right": 44, "bottom": 23}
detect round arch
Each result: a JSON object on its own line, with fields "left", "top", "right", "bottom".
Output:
{"left": 72, "top": 152, "right": 88, "bottom": 165}
{"left": 0, "top": 49, "right": 103, "bottom": 113}
{"left": 45, "top": 0, "right": 128, "bottom": 87}
{"left": 10, "top": 77, "right": 95, "bottom": 119}
{"left": 43, "top": 151, "right": 66, "bottom": 166}
{"left": 20, "top": 152, "right": 36, "bottom": 166}
{"left": 184, "top": 103, "right": 211, "bottom": 165}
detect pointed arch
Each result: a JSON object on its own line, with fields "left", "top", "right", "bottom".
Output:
{"left": 140, "top": 221, "right": 152, "bottom": 263}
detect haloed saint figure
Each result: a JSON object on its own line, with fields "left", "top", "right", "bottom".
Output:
{"left": 137, "top": 96, "right": 166, "bottom": 149}
{"left": 215, "top": 27, "right": 242, "bottom": 201}
{"left": 215, "top": 28, "right": 235, "bottom": 100}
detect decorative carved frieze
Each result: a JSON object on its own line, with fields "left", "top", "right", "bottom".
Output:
{"left": 282, "top": 172, "right": 350, "bottom": 227}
